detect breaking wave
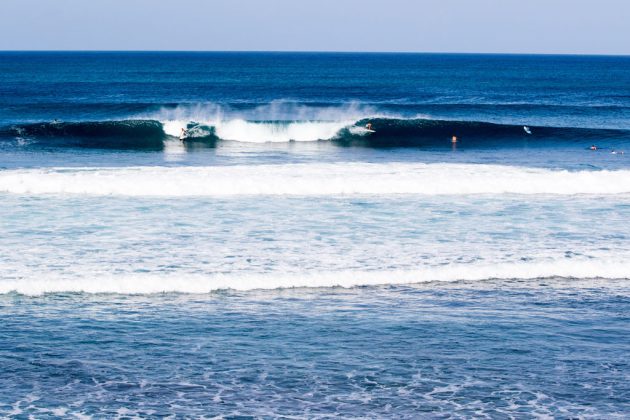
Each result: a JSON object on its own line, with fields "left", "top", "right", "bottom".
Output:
{"left": 1, "top": 163, "right": 629, "bottom": 196}
{"left": 2, "top": 117, "right": 629, "bottom": 149}
{"left": 162, "top": 119, "right": 353, "bottom": 143}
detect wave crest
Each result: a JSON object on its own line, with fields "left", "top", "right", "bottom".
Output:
{"left": 3, "top": 117, "right": 630, "bottom": 149}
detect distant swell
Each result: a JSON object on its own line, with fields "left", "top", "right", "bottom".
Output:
{"left": 2, "top": 117, "right": 630, "bottom": 149}
{"left": 1, "top": 163, "right": 629, "bottom": 196}
{"left": 1, "top": 259, "right": 628, "bottom": 296}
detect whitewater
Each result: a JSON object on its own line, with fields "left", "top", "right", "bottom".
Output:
{"left": 2, "top": 259, "right": 629, "bottom": 296}
{"left": 162, "top": 118, "right": 357, "bottom": 143}
{"left": 2, "top": 163, "right": 630, "bottom": 196}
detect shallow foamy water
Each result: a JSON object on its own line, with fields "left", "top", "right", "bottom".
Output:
{"left": 1, "top": 194, "right": 629, "bottom": 295}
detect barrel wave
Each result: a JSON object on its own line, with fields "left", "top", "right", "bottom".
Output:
{"left": 3, "top": 117, "right": 630, "bottom": 150}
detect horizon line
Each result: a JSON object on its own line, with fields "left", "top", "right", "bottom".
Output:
{"left": 1, "top": 49, "right": 629, "bottom": 57}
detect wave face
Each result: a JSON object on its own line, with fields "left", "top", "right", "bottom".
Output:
{"left": 1, "top": 163, "right": 629, "bottom": 196}
{"left": 4, "top": 120, "right": 166, "bottom": 149}
{"left": 336, "top": 118, "right": 630, "bottom": 147}
{"left": 3, "top": 117, "right": 630, "bottom": 149}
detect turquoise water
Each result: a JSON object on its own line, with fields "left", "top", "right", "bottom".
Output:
{"left": 0, "top": 52, "right": 629, "bottom": 417}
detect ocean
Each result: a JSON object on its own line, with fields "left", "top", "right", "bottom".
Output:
{"left": 0, "top": 52, "right": 629, "bottom": 418}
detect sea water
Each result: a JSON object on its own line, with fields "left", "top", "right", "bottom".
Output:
{"left": 0, "top": 52, "right": 629, "bottom": 418}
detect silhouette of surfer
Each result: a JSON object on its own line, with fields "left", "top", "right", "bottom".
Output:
{"left": 179, "top": 127, "right": 188, "bottom": 141}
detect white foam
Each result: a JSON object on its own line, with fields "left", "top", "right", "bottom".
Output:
{"left": 213, "top": 119, "right": 352, "bottom": 143}
{"left": 1, "top": 163, "right": 630, "bottom": 196}
{"left": 162, "top": 120, "right": 188, "bottom": 137}
{"left": 152, "top": 100, "right": 386, "bottom": 142}
{"left": 2, "top": 259, "right": 628, "bottom": 296}
{"left": 162, "top": 119, "right": 352, "bottom": 142}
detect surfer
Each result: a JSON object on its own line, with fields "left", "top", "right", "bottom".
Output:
{"left": 523, "top": 126, "right": 532, "bottom": 135}
{"left": 451, "top": 135, "right": 458, "bottom": 144}
{"left": 589, "top": 145, "right": 598, "bottom": 150}
{"left": 179, "top": 127, "right": 188, "bottom": 141}
{"left": 365, "top": 122, "right": 373, "bottom": 131}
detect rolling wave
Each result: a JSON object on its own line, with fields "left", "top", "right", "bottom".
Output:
{"left": 1, "top": 163, "right": 629, "bottom": 196}
{"left": 3, "top": 120, "right": 166, "bottom": 149}
{"left": 337, "top": 118, "right": 630, "bottom": 147}
{"left": 2, "top": 117, "right": 629, "bottom": 149}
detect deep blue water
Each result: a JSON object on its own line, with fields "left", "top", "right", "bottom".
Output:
{"left": 0, "top": 52, "right": 629, "bottom": 417}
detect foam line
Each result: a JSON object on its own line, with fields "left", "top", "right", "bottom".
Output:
{"left": 1, "top": 259, "right": 628, "bottom": 296}
{"left": 1, "top": 163, "right": 630, "bottom": 196}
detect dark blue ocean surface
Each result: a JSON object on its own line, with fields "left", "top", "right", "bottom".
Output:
{"left": 1, "top": 279, "right": 629, "bottom": 418}
{"left": 1, "top": 52, "right": 630, "bottom": 165}
{"left": 0, "top": 53, "right": 629, "bottom": 417}
{"left": 1, "top": 52, "right": 629, "bottom": 174}
{"left": 1, "top": 52, "right": 630, "bottom": 125}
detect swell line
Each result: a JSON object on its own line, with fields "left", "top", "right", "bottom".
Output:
{"left": 2, "top": 118, "right": 629, "bottom": 149}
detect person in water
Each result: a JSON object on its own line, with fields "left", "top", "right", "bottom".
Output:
{"left": 590, "top": 145, "right": 598, "bottom": 150}
{"left": 179, "top": 127, "right": 188, "bottom": 141}
{"left": 365, "top": 122, "right": 373, "bottom": 131}
{"left": 452, "top": 135, "right": 458, "bottom": 143}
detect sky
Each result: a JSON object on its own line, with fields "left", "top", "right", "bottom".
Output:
{"left": 1, "top": 0, "right": 629, "bottom": 54}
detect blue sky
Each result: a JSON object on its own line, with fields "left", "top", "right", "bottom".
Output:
{"left": 2, "top": 0, "right": 628, "bottom": 54}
